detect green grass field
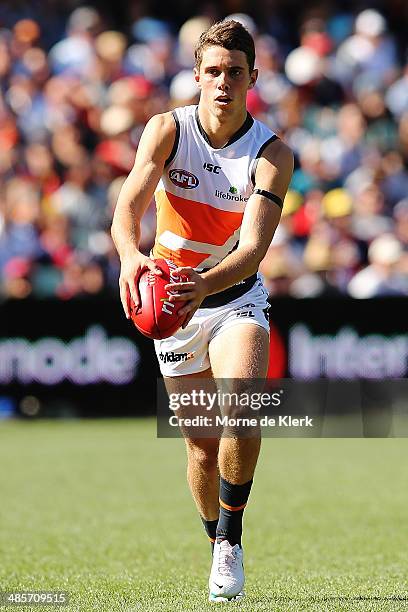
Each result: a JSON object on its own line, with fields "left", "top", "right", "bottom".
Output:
{"left": 0, "top": 418, "right": 408, "bottom": 612}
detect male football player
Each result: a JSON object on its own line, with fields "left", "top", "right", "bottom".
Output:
{"left": 111, "top": 19, "right": 293, "bottom": 602}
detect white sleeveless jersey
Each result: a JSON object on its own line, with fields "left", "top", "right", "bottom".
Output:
{"left": 153, "top": 104, "right": 277, "bottom": 274}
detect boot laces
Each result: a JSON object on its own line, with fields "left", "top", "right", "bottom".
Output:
{"left": 218, "top": 544, "right": 238, "bottom": 575}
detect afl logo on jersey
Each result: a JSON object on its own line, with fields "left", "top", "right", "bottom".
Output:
{"left": 169, "top": 169, "right": 199, "bottom": 189}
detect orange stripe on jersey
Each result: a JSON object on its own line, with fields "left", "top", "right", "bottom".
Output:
{"left": 153, "top": 189, "right": 244, "bottom": 267}
{"left": 155, "top": 190, "right": 243, "bottom": 246}
{"left": 152, "top": 243, "right": 209, "bottom": 268}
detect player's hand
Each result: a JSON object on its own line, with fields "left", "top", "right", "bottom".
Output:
{"left": 165, "top": 267, "right": 209, "bottom": 328}
{"left": 119, "top": 250, "right": 162, "bottom": 319}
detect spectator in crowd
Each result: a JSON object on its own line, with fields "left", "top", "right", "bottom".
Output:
{"left": 348, "top": 233, "right": 407, "bottom": 297}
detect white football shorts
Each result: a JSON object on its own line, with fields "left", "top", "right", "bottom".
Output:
{"left": 154, "top": 278, "right": 270, "bottom": 377}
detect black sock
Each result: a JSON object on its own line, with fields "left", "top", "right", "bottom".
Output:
{"left": 216, "top": 477, "right": 253, "bottom": 547}
{"left": 201, "top": 516, "right": 218, "bottom": 553}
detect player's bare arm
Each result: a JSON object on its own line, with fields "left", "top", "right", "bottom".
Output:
{"left": 111, "top": 113, "right": 176, "bottom": 318}
{"left": 167, "top": 140, "right": 294, "bottom": 326}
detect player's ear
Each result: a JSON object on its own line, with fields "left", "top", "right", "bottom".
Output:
{"left": 194, "top": 67, "right": 201, "bottom": 87}
{"left": 248, "top": 68, "right": 258, "bottom": 89}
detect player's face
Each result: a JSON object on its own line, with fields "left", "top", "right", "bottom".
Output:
{"left": 194, "top": 46, "right": 257, "bottom": 116}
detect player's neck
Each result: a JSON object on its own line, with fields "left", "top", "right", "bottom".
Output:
{"left": 197, "top": 104, "right": 248, "bottom": 149}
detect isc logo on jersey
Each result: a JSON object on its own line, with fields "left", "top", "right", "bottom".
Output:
{"left": 169, "top": 169, "right": 199, "bottom": 189}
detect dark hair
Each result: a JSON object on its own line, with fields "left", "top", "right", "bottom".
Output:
{"left": 194, "top": 20, "right": 255, "bottom": 72}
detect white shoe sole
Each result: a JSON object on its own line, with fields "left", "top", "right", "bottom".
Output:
{"left": 209, "top": 590, "right": 245, "bottom": 603}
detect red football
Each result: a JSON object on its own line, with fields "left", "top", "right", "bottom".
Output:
{"left": 130, "top": 258, "right": 187, "bottom": 340}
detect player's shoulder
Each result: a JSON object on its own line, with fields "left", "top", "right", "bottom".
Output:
{"left": 140, "top": 111, "right": 178, "bottom": 160}
{"left": 258, "top": 133, "right": 293, "bottom": 170}
{"left": 250, "top": 116, "right": 290, "bottom": 163}
{"left": 146, "top": 111, "right": 177, "bottom": 137}
{"left": 145, "top": 105, "right": 198, "bottom": 138}
{"left": 252, "top": 120, "right": 294, "bottom": 187}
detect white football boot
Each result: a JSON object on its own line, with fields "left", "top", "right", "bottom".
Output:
{"left": 208, "top": 540, "right": 245, "bottom": 602}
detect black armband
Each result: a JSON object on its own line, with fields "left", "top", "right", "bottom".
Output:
{"left": 253, "top": 188, "right": 283, "bottom": 209}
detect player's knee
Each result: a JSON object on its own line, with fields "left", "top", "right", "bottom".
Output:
{"left": 220, "top": 381, "right": 262, "bottom": 418}
{"left": 218, "top": 380, "right": 262, "bottom": 436}
{"left": 222, "top": 413, "right": 261, "bottom": 438}
{"left": 186, "top": 439, "right": 219, "bottom": 471}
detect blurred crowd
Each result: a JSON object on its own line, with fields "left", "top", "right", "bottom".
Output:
{"left": 0, "top": 2, "right": 407, "bottom": 300}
